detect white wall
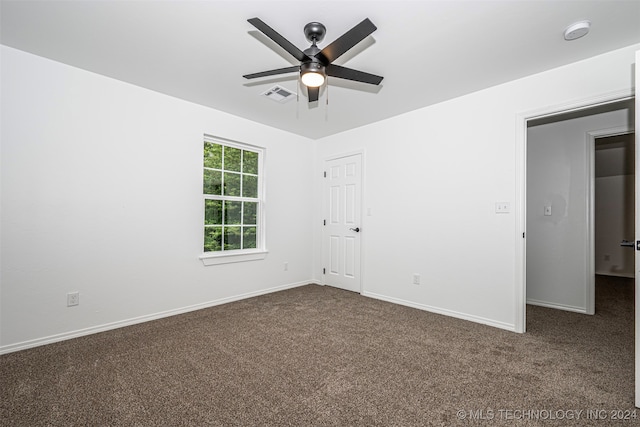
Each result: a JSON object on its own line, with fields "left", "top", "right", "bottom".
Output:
{"left": 313, "top": 44, "right": 639, "bottom": 331}
{"left": 0, "top": 46, "right": 315, "bottom": 353}
{"left": 527, "top": 109, "right": 633, "bottom": 312}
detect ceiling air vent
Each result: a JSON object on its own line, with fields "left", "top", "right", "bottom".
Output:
{"left": 261, "top": 85, "right": 296, "bottom": 103}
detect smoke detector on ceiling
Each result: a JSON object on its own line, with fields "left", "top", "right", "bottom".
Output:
{"left": 564, "top": 20, "right": 591, "bottom": 41}
{"left": 261, "top": 85, "right": 296, "bottom": 103}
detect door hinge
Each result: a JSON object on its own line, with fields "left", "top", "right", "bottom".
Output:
{"left": 323, "top": 268, "right": 326, "bottom": 274}
{"left": 523, "top": 232, "right": 525, "bottom": 238}
{"left": 323, "top": 171, "right": 326, "bottom": 178}
{"left": 323, "top": 219, "right": 326, "bottom": 226}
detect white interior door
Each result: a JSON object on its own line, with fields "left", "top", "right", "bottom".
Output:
{"left": 634, "top": 49, "right": 639, "bottom": 409}
{"left": 323, "top": 153, "right": 362, "bottom": 293}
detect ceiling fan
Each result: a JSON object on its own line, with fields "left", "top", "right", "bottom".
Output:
{"left": 243, "top": 17, "right": 383, "bottom": 102}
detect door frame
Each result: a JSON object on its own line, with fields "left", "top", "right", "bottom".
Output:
{"left": 321, "top": 150, "right": 365, "bottom": 293}
{"left": 515, "top": 88, "right": 635, "bottom": 334}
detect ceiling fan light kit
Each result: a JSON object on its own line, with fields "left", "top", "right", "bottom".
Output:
{"left": 243, "top": 17, "right": 383, "bottom": 102}
{"left": 300, "top": 63, "right": 325, "bottom": 87}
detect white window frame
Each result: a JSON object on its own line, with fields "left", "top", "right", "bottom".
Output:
{"left": 199, "top": 135, "right": 267, "bottom": 266}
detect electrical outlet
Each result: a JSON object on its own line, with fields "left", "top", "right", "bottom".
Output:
{"left": 413, "top": 274, "right": 420, "bottom": 285}
{"left": 67, "top": 292, "right": 79, "bottom": 307}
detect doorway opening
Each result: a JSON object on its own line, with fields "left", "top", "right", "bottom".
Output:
{"left": 595, "top": 132, "right": 635, "bottom": 280}
{"left": 525, "top": 99, "right": 634, "bottom": 320}
{"left": 593, "top": 130, "right": 635, "bottom": 323}
{"left": 520, "top": 95, "right": 636, "bottom": 408}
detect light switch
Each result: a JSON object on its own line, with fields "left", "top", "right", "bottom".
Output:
{"left": 544, "top": 206, "right": 552, "bottom": 216}
{"left": 495, "top": 202, "right": 510, "bottom": 214}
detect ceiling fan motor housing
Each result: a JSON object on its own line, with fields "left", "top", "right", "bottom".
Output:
{"left": 300, "top": 61, "right": 325, "bottom": 75}
{"left": 301, "top": 45, "right": 326, "bottom": 82}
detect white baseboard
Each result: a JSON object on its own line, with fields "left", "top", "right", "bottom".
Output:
{"left": 362, "top": 291, "right": 516, "bottom": 332}
{"left": 595, "top": 271, "right": 634, "bottom": 279}
{"left": 526, "top": 298, "right": 587, "bottom": 314}
{"left": 0, "top": 280, "right": 312, "bottom": 355}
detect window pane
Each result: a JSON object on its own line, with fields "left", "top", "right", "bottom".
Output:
{"left": 224, "top": 172, "right": 241, "bottom": 196}
{"left": 224, "top": 226, "right": 241, "bottom": 250}
{"left": 243, "top": 202, "right": 257, "bottom": 225}
{"left": 242, "top": 175, "right": 258, "bottom": 198}
{"left": 204, "top": 200, "right": 222, "bottom": 225}
{"left": 204, "top": 226, "right": 222, "bottom": 252}
{"left": 243, "top": 227, "right": 257, "bottom": 249}
{"left": 204, "top": 142, "right": 222, "bottom": 169}
{"left": 203, "top": 139, "right": 263, "bottom": 255}
{"left": 224, "top": 201, "right": 242, "bottom": 224}
{"left": 203, "top": 169, "right": 222, "bottom": 195}
{"left": 224, "top": 146, "right": 242, "bottom": 172}
{"left": 243, "top": 151, "right": 259, "bottom": 174}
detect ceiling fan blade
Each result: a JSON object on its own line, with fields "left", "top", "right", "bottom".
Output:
{"left": 243, "top": 66, "right": 300, "bottom": 80}
{"left": 308, "top": 86, "right": 319, "bottom": 102}
{"left": 316, "top": 18, "right": 377, "bottom": 64}
{"left": 248, "top": 18, "right": 310, "bottom": 62}
{"left": 326, "top": 64, "right": 383, "bottom": 85}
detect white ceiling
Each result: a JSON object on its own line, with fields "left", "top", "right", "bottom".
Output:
{"left": 2, "top": 0, "right": 639, "bottom": 139}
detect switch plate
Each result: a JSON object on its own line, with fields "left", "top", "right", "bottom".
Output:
{"left": 544, "top": 206, "right": 552, "bottom": 216}
{"left": 413, "top": 274, "right": 420, "bottom": 285}
{"left": 495, "top": 202, "right": 510, "bottom": 213}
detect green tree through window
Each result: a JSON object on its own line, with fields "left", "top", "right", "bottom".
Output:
{"left": 203, "top": 137, "right": 262, "bottom": 253}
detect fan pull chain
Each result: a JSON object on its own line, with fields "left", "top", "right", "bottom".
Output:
{"left": 296, "top": 75, "right": 300, "bottom": 120}
{"left": 325, "top": 77, "right": 329, "bottom": 122}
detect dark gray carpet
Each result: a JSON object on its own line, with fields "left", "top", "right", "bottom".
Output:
{"left": 0, "top": 275, "right": 635, "bottom": 426}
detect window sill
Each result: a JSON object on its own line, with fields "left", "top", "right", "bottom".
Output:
{"left": 199, "top": 250, "right": 268, "bottom": 266}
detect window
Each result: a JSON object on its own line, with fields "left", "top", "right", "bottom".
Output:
{"left": 200, "top": 136, "right": 266, "bottom": 265}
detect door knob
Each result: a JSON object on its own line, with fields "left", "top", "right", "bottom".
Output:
{"left": 349, "top": 227, "right": 360, "bottom": 232}
{"left": 621, "top": 239, "right": 635, "bottom": 248}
